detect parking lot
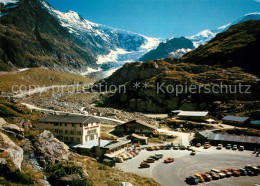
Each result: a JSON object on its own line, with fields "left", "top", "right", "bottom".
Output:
{"left": 116, "top": 146, "right": 260, "bottom": 186}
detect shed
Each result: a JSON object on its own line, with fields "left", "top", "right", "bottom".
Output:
{"left": 128, "top": 133, "right": 148, "bottom": 145}
{"left": 222, "top": 116, "right": 250, "bottom": 126}
{"left": 177, "top": 111, "right": 208, "bottom": 121}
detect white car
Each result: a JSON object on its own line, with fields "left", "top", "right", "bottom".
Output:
{"left": 211, "top": 169, "right": 226, "bottom": 178}
{"left": 217, "top": 144, "right": 223, "bottom": 149}
{"left": 155, "top": 153, "right": 163, "bottom": 158}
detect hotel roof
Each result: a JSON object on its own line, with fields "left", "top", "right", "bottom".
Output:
{"left": 39, "top": 115, "right": 100, "bottom": 124}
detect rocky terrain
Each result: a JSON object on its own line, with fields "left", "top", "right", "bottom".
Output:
{"left": 96, "top": 20, "right": 260, "bottom": 115}
{"left": 0, "top": 0, "right": 97, "bottom": 73}
{"left": 0, "top": 97, "right": 159, "bottom": 185}
{"left": 183, "top": 20, "right": 260, "bottom": 76}
{"left": 139, "top": 37, "right": 194, "bottom": 61}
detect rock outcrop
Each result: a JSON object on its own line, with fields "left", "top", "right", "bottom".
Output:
{"left": 32, "top": 130, "right": 70, "bottom": 167}
{"left": 0, "top": 131, "right": 23, "bottom": 173}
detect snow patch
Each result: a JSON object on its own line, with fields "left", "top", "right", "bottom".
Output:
{"left": 0, "top": 0, "right": 18, "bottom": 6}
{"left": 81, "top": 67, "right": 102, "bottom": 76}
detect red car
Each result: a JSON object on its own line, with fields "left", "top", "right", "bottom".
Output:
{"left": 200, "top": 173, "right": 211, "bottom": 181}
{"left": 129, "top": 151, "right": 136, "bottom": 157}
{"left": 140, "top": 162, "right": 150, "bottom": 168}
{"left": 159, "top": 145, "right": 165, "bottom": 150}
{"left": 229, "top": 168, "right": 240, "bottom": 177}
{"left": 154, "top": 146, "right": 160, "bottom": 150}
{"left": 164, "top": 157, "right": 175, "bottom": 163}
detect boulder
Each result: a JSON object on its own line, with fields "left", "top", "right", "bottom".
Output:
{"left": 0, "top": 131, "right": 23, "bottom": 172}
{"left": 2, "top": 124, "right": 24, "bottom": 139}
{"left": 0, "top": 118, "right": 7, "bottom": 129}
{"left": 32, "top": 130, "right": 70, "bottom": 167}
{"left": 12, "top": 118, "right": 33, "bottom": 131}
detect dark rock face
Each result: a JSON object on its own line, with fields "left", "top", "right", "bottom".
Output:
{"left": 0, "top": 0, "right": 97, "bottom": 72}
{"left": 182, "top": 20, "right": 260, "bottom": 76}
{"left": 31, "top": 130, "right": 70, "bottom": 167}
{"left": 101, "top": 60, "right": 260, "bottom": 113}
{"left": 139, "top": 37, "right": 194, "bottom": 62}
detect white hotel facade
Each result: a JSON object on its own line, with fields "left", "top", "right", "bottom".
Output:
{"left": 38, "top": 115, "right": 101, "bottom": 144}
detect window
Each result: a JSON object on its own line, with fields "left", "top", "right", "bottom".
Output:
{"left": 70, "top": 137, "right": 74, "bottom": 142}
{"left": 80, "top": 124, "right": 82, "bottom": 127}
{"left": 71, "top": 131, "right": 74, "bottom": 135}
{"left": 64, "top": 137, "right": 68, "bottom": 141}
{"left": 65, "top": 130, "right": 68, "bottom": 134}
{"left": 77, "top": 131, "right": 82, "bottom": 135}
{"left": 76, "top": 138, "right": 80, "bottom": 142}
{"left": 59, "top": 123, "right": 62, "bottom": 126}
{"left": 65, "top": 123, "right": 67, "bottom": 127}
{"left": 55, "top": 129, "right": 58, "bottom": 133}
{"left": 54, "top": 123, "right": 58, "bottom": 126}
{"left": 72, "top": 124, "right": 74, "bottom": 127}
{"left": 59, "top": 130, "right": 63, "bottom": 134}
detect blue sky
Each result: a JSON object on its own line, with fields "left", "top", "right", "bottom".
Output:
{"left": 47, "top": 0, "right": 260, "bottom": 38}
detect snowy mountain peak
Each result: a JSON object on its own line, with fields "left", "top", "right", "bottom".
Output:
{"left": 188, "top": 12, "right": 260, "bottom": 47}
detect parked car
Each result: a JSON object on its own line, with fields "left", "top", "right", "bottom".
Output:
{"left": 173, "top": 144, "right": 179, "bottom": 150}
{"left": 149, "top": 155, "right": 159, "bottom": 160}
{"left": 155, "top": 153, "right": 163, "bottom": 159}
{"left": 194, "top": 174, "right": 204, "bottom": 183}
{"left": 133, "top": 150, "right": 140, "bottom": 155}
{"left": 217, "top": 144, "right": 223, "bottom": 150}
{"left": 140, "top": 162, "right": 150, "bottom": 168}
{"left": 115, "top": 157, "right": 123, "bottom": 163}
{"left": 226, "top": 144, "right": 232, "bottom": 149}
{"left": 121, "top": 154, "right": 129, "bottom": 161}
{"left": 147, "top": 146, "right": 154, "bottom": 151}
{"left": 245, "top": 165, "right": 259, "bottom": 175}
{"left": 154, "top": 146, "right": 160, "bottom": 150}
{"left": 165, "top": 144, "right": 172, "bottom": 150}
{"left": 144, "top": 158, "right": 155, "bottom": 163}
{"left": 208, "top": 172, "right": 220, "bottom": 180}
{"left": 185, "top": 176, "right": 199, "bottom": 184}
{"left": 159, "top": 145, "right": 165, "bottom": 150}
{"left": 126, "top": 153, "right": 133, "bottom": 159}
{"left": 164, "top": 157, "right": 175, "bottom": 163}
{"left": 195, "top": 143, "right": 201, "bottom": 147}
{"left": 211, "top": 169, "right": 226, "bottom": 178}
{"left": 204, "top": 142, "right": 211, "bottom": 149}
{"left": 129, "top": 151, "right": 136, "bottom": 157}
{"left": 239, "top": 146, "right": 244, "bottom": 151}
{"left": 179, "top": 145, "right": 186, "bottom": 150}
{"left": 221, "top": 169, "right": 232, "bottom": 177}
{"left": 232, "top": 144, "right": 237, "bottom": 150}
{"left": 238, "top": 168, "right": 247, "bottom": 176}
{"left": 200, "top": 173, "right": 211, "bottom": 181}
{"left": 190, "top": 150, "right": 196, "bottom": 156}
{"left": 229, "top": 168, "right": 240, "bottom": 176}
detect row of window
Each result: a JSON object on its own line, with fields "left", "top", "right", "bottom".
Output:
{"left": 54, "top": 129, "right": 82, "bottom": 135}
{"left": 57, "top": 136, "right": 81, "bottom": 143}
{"left": 87, "top": 129, "right": 97, "bottom": 134}
{"left": 53, "top": 123, "right": 97, "bottom": 127}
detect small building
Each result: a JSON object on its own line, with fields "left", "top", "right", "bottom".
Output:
{"left": 222, "top": 116, "right": 250, "bottom": 126}
{"left": 73, "top": 138, "right": 131, "bottom": 159}
{"left": 177, "top": 111, "right": 208, "bottom": 121}
{"left": 38, "top": 114, "right": 101, "bottom": 144}
{"left": 250, "top": 120, "right": 260, "bottom": 129}
{"left": 196, "top": 130, "right": 260, "bottom": 150}
{"left": 114, "top": 119, "right": 157, "bottom": 136}
{"left": 128, "top": 133, "right": 148, "bottom": 145}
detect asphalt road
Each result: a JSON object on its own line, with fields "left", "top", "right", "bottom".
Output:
{"left": 116, "top": 147, "right": 260, "bottom": 186}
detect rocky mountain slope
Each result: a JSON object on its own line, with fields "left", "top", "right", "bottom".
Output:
{"left": 139, "top": 37, "right": 194, "bottom": 62}
{"left": 98, "top": 20, "right": 260, "bottom": 113}
{"left": 182, "top": 20, "right": 260, "bottom": 76}
{"left": 0, "top": 0, "right": 98, "bottom": 73}
{"left": 139, "top": 12, "right": 260, "bottom": 62}
{"left": 41, "top": 0, "right": 160, "bottom": 67}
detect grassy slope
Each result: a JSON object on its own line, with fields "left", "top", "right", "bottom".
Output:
{"left": 0, "top": 68, "right": 94, "bottom": 92}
